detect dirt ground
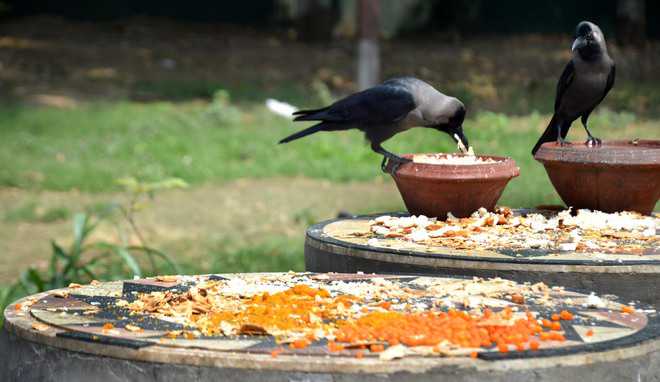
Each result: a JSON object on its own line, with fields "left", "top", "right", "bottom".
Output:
{"left": 0, "top": 177, "right": 399, "bottom": 283}
{"left": 1, "top": 15, "right": 659, "bottom": 111}
{"left": 1, "top": 16, "right": 658, "bottom": 283}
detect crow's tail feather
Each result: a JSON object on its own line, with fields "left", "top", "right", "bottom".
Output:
{"left": 279, "top": 122, "right": 327, "bottom": 144}
{"left": 532, "top": 115, "right": 567, "bottom": 155}
{"left": 292, "top": 106, "right": 331, "bottom": 121}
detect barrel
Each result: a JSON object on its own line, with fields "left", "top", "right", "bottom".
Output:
{"left": 2, "top": 272, "right": 660, "bottom": 381}
{"left": 305, "top": 211, "right": 660, "bottom": 307}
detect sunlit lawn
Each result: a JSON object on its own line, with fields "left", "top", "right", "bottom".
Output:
{"left": 0, "top": 96, "right": 657, "bottom": 308}
{"left": 1, "top": 100, "right": 656, "bottom": 206}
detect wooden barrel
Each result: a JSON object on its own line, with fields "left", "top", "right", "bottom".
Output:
{"left": 305, "top": 211, "right": 660, "bottom": 307}
{"left": 3, "top": 272, "right": 660, "bottom": 381}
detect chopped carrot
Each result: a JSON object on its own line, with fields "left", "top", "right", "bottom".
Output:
{"left": 621, "top": 306, "right": 635, "bottom": 314}
{"left": 370, "top": 344, "right": 385, "bottom": 353}
{"left": 585, "top": 329, "right": 594, "bottom": 337}
{"left": 559, "top": 310, "right": 573, "bottom": 320}
{"left": 470, "top": 351, "right": 478, "bottom": 359}
{"left": 290, "top": 338, "right": 310, "bottom": 349}
{"left": 551, "top": 313, "right": 561, "bottom": 321}
{"left": 550, "top": 321, "right": 562, "bottom": 331}
{"left": 529, "top": 340, "right": 540, "bottom": 350}
{"left": 511, "top": 294, "right": 525, "bottom": 304}
{"left": 548, "top": 332, "right": 565, "bottom": 341}
{"left": 498, "top": 343, "right": 509, "bottom": 353}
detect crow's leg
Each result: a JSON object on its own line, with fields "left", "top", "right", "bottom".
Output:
{"left": 371, "top": 143, "right": 411, "bottom": 174}
{"left": 581, "top": 114, "right": 601, "bottom": 147}
{"left": 556, "top": 122, "right": 570, "bottom": 146}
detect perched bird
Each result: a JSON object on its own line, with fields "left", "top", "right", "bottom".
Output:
{"left": 532, "top": 21, "right": 615, "bottom": 155}
{"left": 279, "top": 77, "right": 467, "bottom": 172}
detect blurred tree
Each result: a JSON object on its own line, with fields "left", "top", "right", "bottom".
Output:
{"left": 357, "top": 0, "right": 380, "bottom": 90}
{"left": 616, "top": 0, "right": 646, "bottom": 46}
{"left": 291, "top": 0, "right": 340, "bottom": 42}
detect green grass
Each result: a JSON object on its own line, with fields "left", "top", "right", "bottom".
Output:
{"left": 0, "top": 100, "right": 657, "bottom": 207}
{"left": 4, "top": 202, "right": 71, "bottom": 223}
{"left": 0, "top": 97, "right": 657, "bottom": 311}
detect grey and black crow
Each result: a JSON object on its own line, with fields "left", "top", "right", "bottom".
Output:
{"left": 279, "top": 77, "right": 467, "bottom": 172}
{"left": 532, "top": 21, "right": 615, "bottom": 155}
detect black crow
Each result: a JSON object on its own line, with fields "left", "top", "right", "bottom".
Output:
{"left": 532, "top": 21, "right": 615, "bottom": 155}
{"left": 279, "top": 77, "right": 467, "bottom": 173}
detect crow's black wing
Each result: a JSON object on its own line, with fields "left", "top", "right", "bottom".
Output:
{"left": 554, "top": 60, "right": 575, "bottom": 112}
{"left": 600, "top": 64, "right": 616, "bottom": 102}
{"left": 294, "top": 85, "right": 416, "bottom": 125}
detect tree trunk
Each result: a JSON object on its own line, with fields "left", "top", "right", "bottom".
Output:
{"left": 356, "top": 0, "right": 380, "bottom": 90}
{"left": 295, "top": 0, "right": 340, "bottom": 42}
{"left": 616, "top": 0, "right": 646, "bottom": 46}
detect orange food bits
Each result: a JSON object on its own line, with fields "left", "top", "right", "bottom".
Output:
{"left": 511, "top": 294, "right": 525, "bottom": 304}
{"left": 327, "top": 341, "right": 345, "bottom": 352}
{"left": 551, "top": 313, "right": 561, "bottom": 321}
{"left": 379, "top": 301, "right": 391, "bottom": 310}
{"left": 290, "top": 338, "right": 310, "bottom": 349}
{"left": 102, "top": 323, "right": 114, "bottom": 330}
{"left": 550, "top": 321, "right": 562, "bottom": 331}
{"left": 498, "top": 343, "right": 509, "bottom": 353}
{"left": 470, "top": 351, "right": 478, "bottom": 359}
{"left": 621, "top": 306, "right": 635, "bottom": 314}
{"left": 334, "top": 307, "right": 543, "bottom": 354}
{"left": 355, "top": 350, "right": 364, "bottom": 359}
{"left": 559, "top": 310, "right": 573, "bottom": 320}
{"left": 271, "top": 348, "right": 283, "bottom": 358}
{"left": 585, "top": 329, "right": 594, "bottom": 337}
{"left": 529, "top": 340, "right": 540, "bottom": 350}
{"left": 14, "top": 303, "right": 22, "bottom": 311}
{"left": 542, "top": 319, "right": 553, "bottom": 328}
{"left": 548, "top": 332, "right": 565, "bottom": 341}
{"left": 370, "top": 344, "right": 385, "bottom": 353}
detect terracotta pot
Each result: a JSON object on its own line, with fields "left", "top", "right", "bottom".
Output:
{"left": 534, "top": 140, "right": 660, "bottom": 215}
{"left": 387, "top": 154, "right": 520, "bottom": 218}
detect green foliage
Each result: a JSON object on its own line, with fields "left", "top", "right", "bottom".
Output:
{"left": 203, "top": 89, "right": 242, "bottom": 125}
{"left": 0, "top": 101, "right": 656, "bottom": 205}
{"left": 292, "top": 208, "right": 318, "bottom": 227}
{"left": 1, "top": 212, "right": 175, "bottom": 306}
{"left": 203, "top": 239, "right": 304, "bottom": 274}
{"left": 0, "top": 178, "right": 184, "bottom": 320}
{"left": 4, "top": 202, "right": 70, "bottom": 223}
{"left": 311, "top": 79, "right": 335, "bottom": 106}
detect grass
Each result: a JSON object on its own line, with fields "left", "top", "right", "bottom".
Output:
{"left": 4, "top": 202, "right": 70, "bottom": 223}
{"left": 0, "top": 90, "right": 657, "bottom": 308}
{"left": 0, "top": 100, "right": 656, "bottom": 207}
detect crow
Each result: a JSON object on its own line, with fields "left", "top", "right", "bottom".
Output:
{"left": 279, "top": 77, "right": 468, "bottom": 173}
{"left": 532, "top": 21, "right": 616, "bottom": 155}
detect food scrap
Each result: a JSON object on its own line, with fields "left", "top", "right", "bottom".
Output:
{"left": 366, "top": 208, "right": 658, "bottom": 255}
{"left": 413, "top": 153, "right": 496, "bottom": 165}
{"left": 117, "top": 273, "right": 621, "bottom": 359}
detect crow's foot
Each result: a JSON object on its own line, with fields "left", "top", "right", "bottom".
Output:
{"left": 556, "top": 137, "right": 571, "bottom": 147}
{"left": 585, "top": 136, "right": 602, "bottom": 147}
{"left": 381, "top": 155, "right": 412, "bottom": 175}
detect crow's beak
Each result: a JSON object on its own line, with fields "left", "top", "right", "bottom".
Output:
{"left": 572, "top": 35, "right": 588, "bottom": 51}
{"left": 450, "top": 126, "right": 469, "bottom": 152}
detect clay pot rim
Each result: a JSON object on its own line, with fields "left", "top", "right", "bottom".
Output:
{"left": 534, "top": 139, "right": 660, "bottom": 167}
{"left": 389, "top": 153, "right": 520, "bottom": 181}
